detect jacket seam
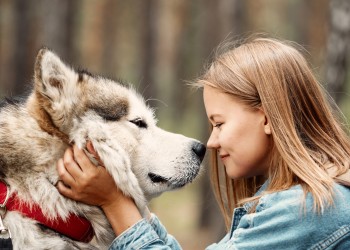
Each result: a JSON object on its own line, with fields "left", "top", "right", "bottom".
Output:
{"left": 137, "top": 237, "right": 164, "bottom": 249}
{"left": 309, "top": 224, "right": 350, "bottom": 250}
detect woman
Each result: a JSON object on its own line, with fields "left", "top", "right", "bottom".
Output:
{"left": 57, "top": 36, "right": 350, "bottom": 249}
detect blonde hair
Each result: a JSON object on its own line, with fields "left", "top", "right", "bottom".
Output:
{"left": 197, "top": 36, "right": 350, "bottom": 230}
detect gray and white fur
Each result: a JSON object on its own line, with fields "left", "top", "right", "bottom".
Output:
{"left": 0, "top": 49, "right": 206, "bottom": 249}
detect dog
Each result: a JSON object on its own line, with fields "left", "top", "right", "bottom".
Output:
{"left": 0, "top": 48, "right": 206, "bottom": 249}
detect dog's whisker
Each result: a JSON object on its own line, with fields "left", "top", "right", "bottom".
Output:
{"left": 145, "top": 98, "right": 168, "bottom": 107}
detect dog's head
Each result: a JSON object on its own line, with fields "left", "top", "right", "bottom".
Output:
{"left": 31, "top": 48, "right": 205, "bottom": 200}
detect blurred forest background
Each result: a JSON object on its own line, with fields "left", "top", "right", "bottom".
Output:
{"left": 0, "top": 0, "right": 350, "bottom": 249}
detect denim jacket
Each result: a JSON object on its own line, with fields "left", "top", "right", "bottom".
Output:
{"left": 109, "top": 182, "right": 350, "bottom": 249}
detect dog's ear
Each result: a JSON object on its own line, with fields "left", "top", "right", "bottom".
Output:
{"left": 32, "top": 48, "right": 81, "bottom": 134}
{"left": 34, "top": 48, "right": 79, "bottom": 103}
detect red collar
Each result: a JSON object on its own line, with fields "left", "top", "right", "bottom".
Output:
{"left": 0, "top": 181, "right": 94, "bottom": 243}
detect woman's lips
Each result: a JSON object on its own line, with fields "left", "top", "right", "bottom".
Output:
{"left": 220, "top": 154, "right": 229, "bottom": 160}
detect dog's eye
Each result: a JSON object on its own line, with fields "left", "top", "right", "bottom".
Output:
{"left": 130, "top": 118, "right": 147, "bottom": 129}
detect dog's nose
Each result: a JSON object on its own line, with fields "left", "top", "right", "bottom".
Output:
{"left": 192, "top": 142, "right": 206, "bottom": 161}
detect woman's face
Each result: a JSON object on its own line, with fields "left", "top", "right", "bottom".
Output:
{"left": 203, "top": 85, "right": 271, "bottom": 179}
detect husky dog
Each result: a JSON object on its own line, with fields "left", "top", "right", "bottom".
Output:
{"left": 0, "top": 49, "right": 205, "bottom": 249}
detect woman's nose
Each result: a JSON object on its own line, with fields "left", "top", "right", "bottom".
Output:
{"left": 207, "top": 130, "right": 219, "bottom": 149}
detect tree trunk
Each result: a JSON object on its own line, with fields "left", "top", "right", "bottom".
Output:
{"left": 325, "top": 0, "right": 350, "bottom": 103}
{"left": 13, "top": 0, "right": 34, "bottom": 95}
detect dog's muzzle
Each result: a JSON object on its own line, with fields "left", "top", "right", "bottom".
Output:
{"left": 148, "top": 142, "right": 206, "bottom": 187}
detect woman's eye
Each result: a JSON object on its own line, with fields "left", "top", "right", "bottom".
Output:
{"left": 214, "top": 123, "right": 223, "bottom": 128}
{"left": 130, "top": 118, "right": 147, "bottom": 129}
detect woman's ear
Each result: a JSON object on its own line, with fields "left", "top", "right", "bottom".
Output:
{"left": 264, "top": 115, "right": 271, "bottom": 135}
{"left": 259, "top": 108, "right": 271, "bottom": 135}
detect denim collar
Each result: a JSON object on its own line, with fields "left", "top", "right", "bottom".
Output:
{"left": 229, "top": 179, "right": 270, "bottom": 238}
{"left": 243, "top": 179, "right": 269, "bottom": 211}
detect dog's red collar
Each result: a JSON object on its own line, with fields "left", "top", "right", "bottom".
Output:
{"left": 0, "top": 181, "right": 94, "bottom": 243}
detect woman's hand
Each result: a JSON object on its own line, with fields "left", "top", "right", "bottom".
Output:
{"left": 56, "top": 142, "right": 143, "bottom": 235}
{"left": 56, "top": 142, "right": 119, "bottom": 208}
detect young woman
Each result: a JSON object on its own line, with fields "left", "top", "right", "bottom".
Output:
{"left": 56, "top": 36, "right": 350, "bottom": 249}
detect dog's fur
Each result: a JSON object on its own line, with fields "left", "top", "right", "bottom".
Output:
{"left": 0, "top": 49, "right": 205, "bottom": 249}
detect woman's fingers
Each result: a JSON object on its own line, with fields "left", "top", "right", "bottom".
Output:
{"left": 73, "top": 144, "right": 98, "bottom": 172}
{"left": 57, "top": 158, "right": 75, "bottom": 185}
{"left": 56, "top": 178, "right": 75, "bottom": 199}
{"left": 63, "top": 147, "right": 83, "bottom": 178}
{"left": 56, "top": 157, "right": 81, "bottom": 200}
{"left": 86, "top": 141, "right": 97, "bottom": 158}
{"left": 86, "top": 141, "right": 103, "bottom": 166}
{"left": 56, "top": 144, "right": 119, "bottom": 205}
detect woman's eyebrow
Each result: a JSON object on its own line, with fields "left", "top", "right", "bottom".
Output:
{"left": 209, "top": 114, "right": 221, "bottom": 121}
